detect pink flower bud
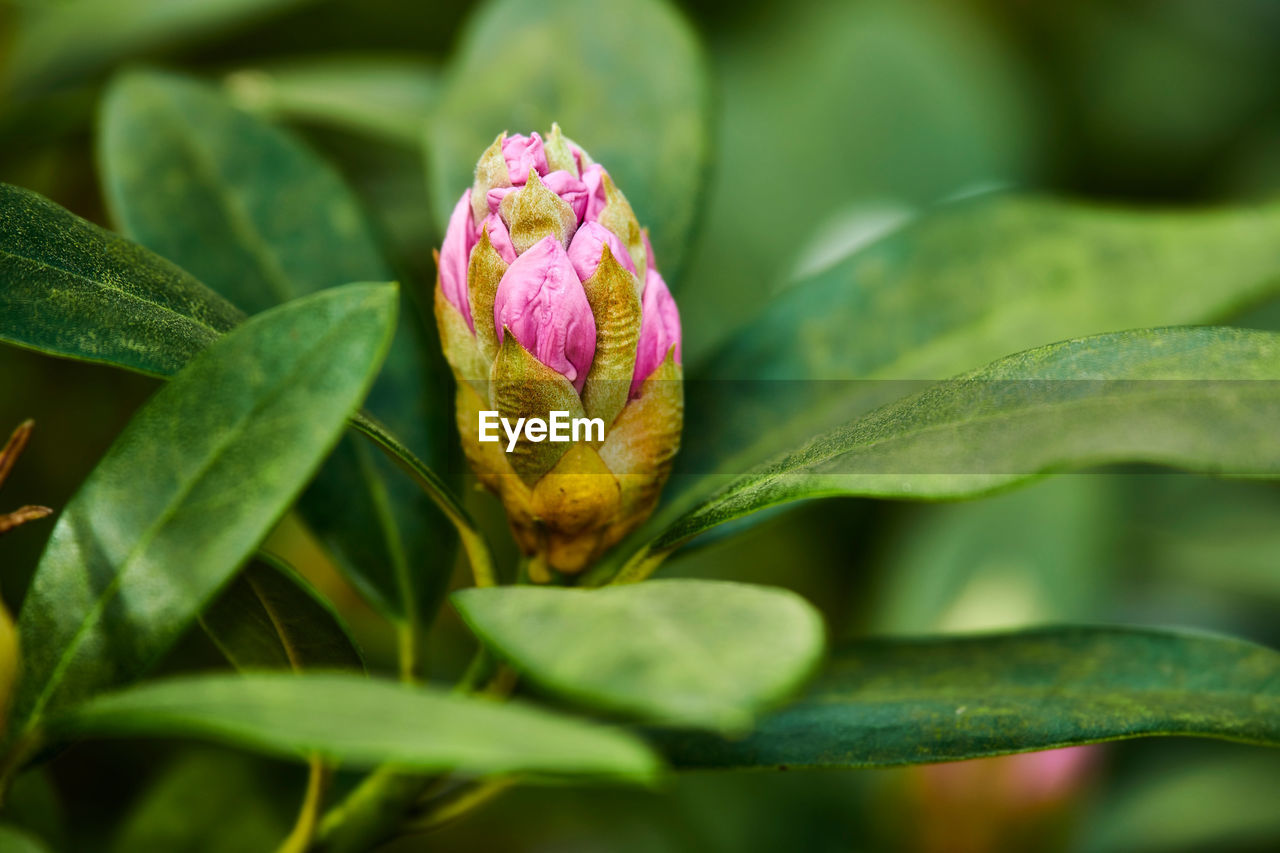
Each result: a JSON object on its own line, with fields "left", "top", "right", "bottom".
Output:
{"left": 494, "top": 236, "right": 597, "bottom": 392}
{"left": 581, "top": 163, "right": 608, "bottom": 222}
{"left": 502, "top": 133, "right": 548, "bottom": 185}
{"left": 481, "top": 213, "right": 518, "bottom": 264}
{"left": 439, "top": 188, "right": 477, "bottom": 331}
{"left": 567, "top": 221, "right": 637, "bottom": 282}
{"left": 631, "top": 267, "right": 681, "bottom": 396}
{"left": 487, "top": 170, "right": 589, "bottom": 222}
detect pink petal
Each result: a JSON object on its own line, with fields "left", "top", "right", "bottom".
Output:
{"left": 567, "top": 221, "right": 636, "bottom": 282}
{"left": 502, "top": 132, "right": 548, "bottom": 185}
{"left": 631, "top": 267, "right": 681, "bottom": 397}
{"left": 481, "top": 214, "right": 518, "bottom": 264}
{"left": 439, "top": 189, "right": 477, "bottom": 331}
{"left": 494, "top": 236, "right": 597, "bottom": 393}
{"left": 487, "top": 170, "right": 588, "bottom": 222}
{"left": 643, "top": 229, "right": 656, "bottom": 272}
{"left": 580, "top": 163, "right": 608, "bottom": 222}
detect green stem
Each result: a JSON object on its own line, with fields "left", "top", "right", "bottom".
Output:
{"left": 312, "top": 767, "right": 440, "bottom": 853}
{"left": 401, "top": 777, "right": 515, "bottom": 834}
{"left": 276, "top": 757, "right": 328, "bottom": 853}
{"left": 350, "top": 411, "right": 496, "bottom": 588}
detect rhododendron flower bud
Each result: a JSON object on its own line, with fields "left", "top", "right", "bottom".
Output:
{"left": 434, "top": 125, "right": 682, "bottom": 578}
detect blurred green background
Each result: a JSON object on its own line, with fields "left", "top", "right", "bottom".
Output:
{"left": 2, "top": 0, "right": 1280, "bottom": 850}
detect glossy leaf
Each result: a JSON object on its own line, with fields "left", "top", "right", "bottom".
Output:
{"left": 427, "top": 0, "right": 710, "bottom": 275}
{"left": 52, "top": 673, "right": 663, "bottom": 782}
{"left": 656, "top": 626, "right": 1280, "bottom": 768}
{"left": 225, "top": 56, "right": 440, "bottom": 146}
{"left": 0, "top": 182, "right": 243, "bottom": 377}
{"left": 632, "top": 328, "right": 1280, "bottom": 568}
{"left": 453, "top": 581, "right": 825, "bottom": 731}
{"left": 677, "top": 193, "right": 1280, "bottom": 518}
{"left": 199, "top": 554, "right": 364, "bottom": 673}
{"left": 98, "top": 68, "right": 458, "bottom": 628}
{"left": 5, "top": 0, "right": 316, "bottom": 96}
{"left": 13, "top": 284, "right": 396, "bottom": 736}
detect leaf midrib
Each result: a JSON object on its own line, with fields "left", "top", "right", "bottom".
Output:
{"left": 140, "top": 88, "right": 297, "bottom": 305}
{"left": 687, "top": 380, "right": 1278, "bottom": 523}
{"left": 22, "top": 304, "right": 363, "bottom": 732}
{"left": 0, "top": 246, "right": 234, "bottom": 340}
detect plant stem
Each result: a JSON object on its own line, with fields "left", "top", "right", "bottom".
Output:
{"left": 312, "top": 768, "right": 441, "bottom": 853}
{"left": 276, "top": 758, "right": 329, "bottom": 853}
{"left": 350, "top": 411, "right": 496, "bottom": 588}
{"left": 401, "top": 777, "right": 515, "bottom": 834}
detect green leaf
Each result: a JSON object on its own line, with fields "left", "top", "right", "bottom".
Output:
{"left": 0, "top": 182, "right": 243, "bottom": 377}
{"left": 1082, "top": 753, "right": 1280, "bottom": 853}
{"left": 98, "top": 69, "right": 392, "bottom": 315}
{"left": 872, "top": 477, "right": 1119, "bottom": 634}
{"left": 452, "top": 581, "right": 826, "bottom": 731}
{"left": 13, "top": 284, "right": 397, "bottom": 736}
{"left": 52, "top": 673, "right": 663, "bottom": 783}
{"left": 199, "top": 554, "right": 364, "bottom": 673}
{"left": 0, "top": 825, "right": 51, "bottom": 853}
{"left": 109, "top": 749, "right": 290, "bottom": 853}
{"left": 5, "top": 0, "right": 317, "bottom": 96}
{"left": 676, "top": 193, "right": 1280, "bottom": 519}
{"left": 655, "top": 626, "right": 1280, "bottom": 769}
{"left": 225, "top": 56, "right": 440, "bottom": 146}
{"left": 630, "top": 328, "right": 1280, "bottom": 569}
{"left": 98, "top": 68, "right": 458, "bottom": 630}
{"left": 427, "top": 0, "right": 710, "bottom": 275}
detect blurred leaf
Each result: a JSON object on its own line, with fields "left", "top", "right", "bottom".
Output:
{"left": 99, "top": 69, "right": 391, "bottom": 315}
{"left": 2, "top": 770, "right": 65, "bottom": 851}
{"left": 0, "top": 594, "right": 18, "bottom": 736}
{"left": 680, "top": 194, "right": 1280, "bottom": 503}
{"left": 873, "top": 477, "right": 1120, "bottom": 634}
{"left": 4, "top": 0, "right": 317, "bottom": 97}
{"left": 53, "top": 672, "right": 664, "bottom": 782}
{"left": 199, "top": 554, "right": 364, "bottom": 673}
{"left": 453, "top": 581, "right": 825, "bottom": 731}
{"left": 0, "top": 182, "right": 243, "bottom": 377}
{"left": 109, "top": 749, "right": 291, "bottom": 853}
{"left": 1128, "top": 477, "right": 1280, "bottom": 605}
{"left": 679, "top": 0, "right": 1036, "bottom": 353}
{"left": 629, "top": 328, "right": 1280, "bottom": 569}
{"left": 224, "top": 55, "right": 440, "bottom": 146}
{"left": 99, "top": 68, "right": 458, "bottom": 631}
{"left": 12, "top": 284, "right": 396, "bottom": 736}
{"left": 656, "top": 626, "right": 1280, "bottom": 768}
{"left": 1082, "top": 753, "right": 1280, "bottom": 853}
{"left": 427, "top": 0, "right": 710, "bottom": 275}
{"left": 0, "top": 825, "right": 50, "bottom": 853}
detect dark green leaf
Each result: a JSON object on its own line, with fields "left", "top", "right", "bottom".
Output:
{"left": 109, "top": 750, "right": 291, "bottom": 853}
{"left": 224, "top": 56, "right": 440, "bottom": 146}
{"left": 199, "top": 554, "right": 364, "bottom": 673}
{"left": 0, "top": 182, "right": 243, "bottom": 377}
{"left": 13, "top": 284, "right": 396, "bottom": 736}
{"left": 675, "top": 193, "right": 1280, "bottom": 524}
{"left": 453, "top": 581, "right": 825, "bottom": 731}
{"left": 657, "top": 626, "right": 1280, "bottom": 768}
{"left": 53, "top": 673, "right": 663, "bottom": 782}
{"left": 5, "top": 0, "right": 317, "bottom": 96}
{"left": 98, "top": 68, "right": 458, "bottom": 629}
{"left": 427, "top": 0, "right": 710, "bottom": 275}
{"left": 99, "top": 69, "right": 391, "bottom": 314}
{"left": 635, "top": 328, "right": 1280, "bottom": 567}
